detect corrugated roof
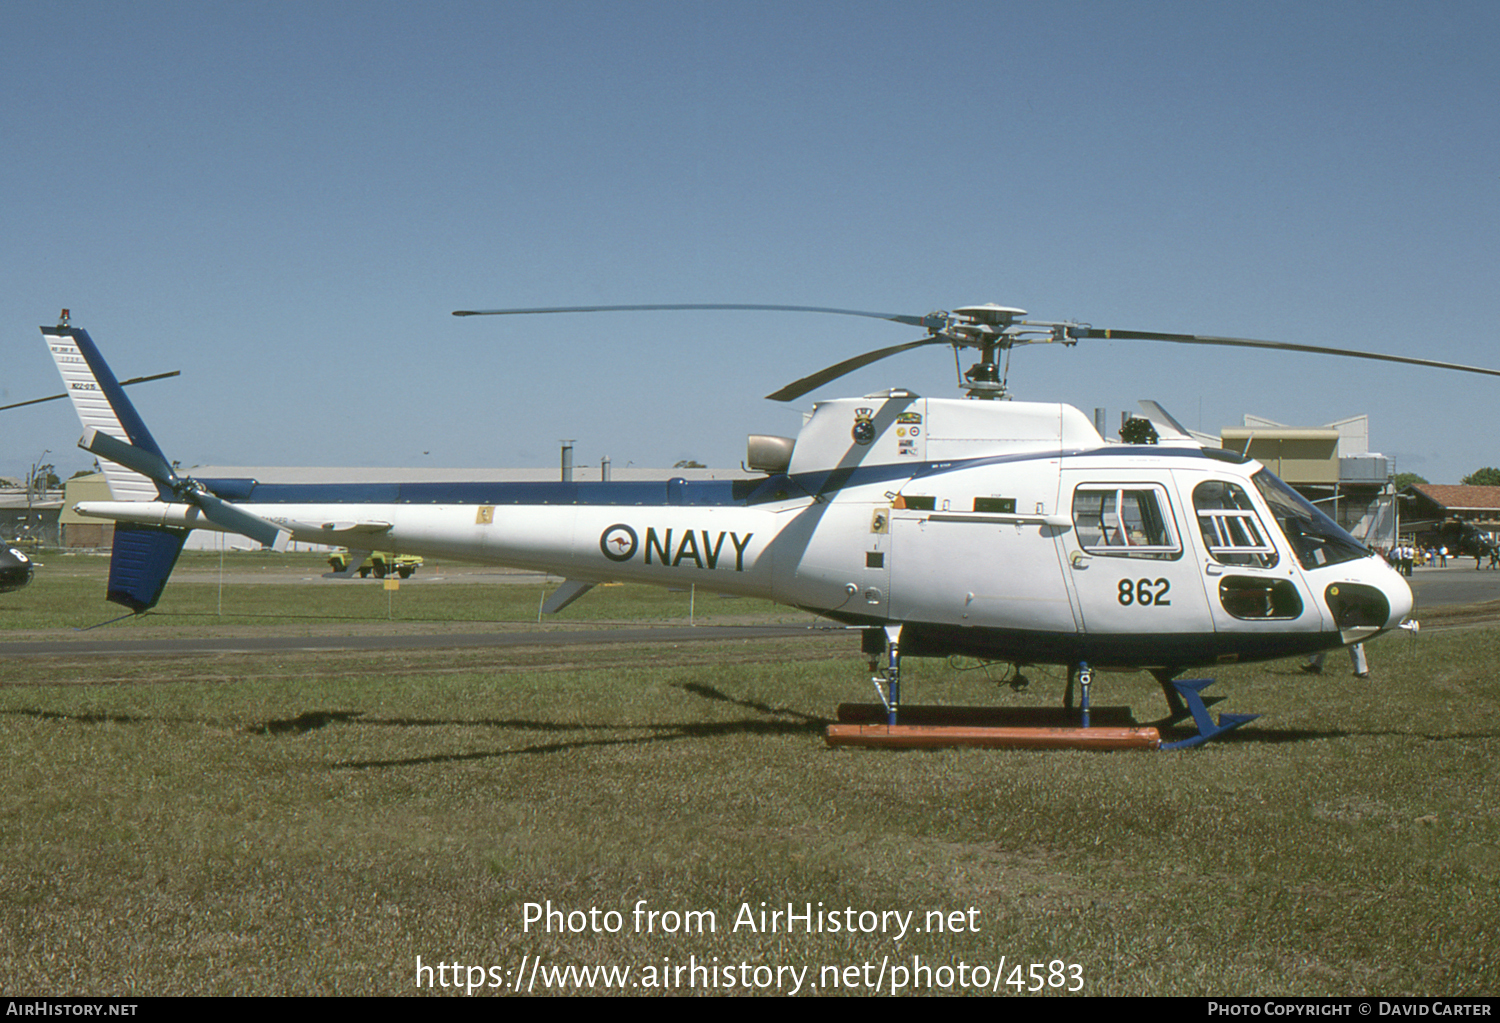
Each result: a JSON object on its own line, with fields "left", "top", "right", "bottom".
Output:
{"left": 0, "top": 487, "right": 63, "bottom": 511}
{"left": 1407, "top": 484, "right": 1500, "bottom": 511}
{"left": 1221, "top": 428, "right": 1340, "bottom": 441}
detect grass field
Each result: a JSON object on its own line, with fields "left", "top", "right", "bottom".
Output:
{"left": 1, "top": 552, "right": 1496, "bottom": 996}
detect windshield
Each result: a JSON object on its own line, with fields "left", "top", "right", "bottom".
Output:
{"left": 1251, "top": 469, "right": 1370, "bottom": 570}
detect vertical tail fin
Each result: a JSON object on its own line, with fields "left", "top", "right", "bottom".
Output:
{"left": 40, "top": 317, "right": 292, "bottom": 611}
{"left": 40, "top": 323, "right": 166, "bottom": 502}
{"left": 41, "top": 319, "right": 185, "bottom": 611}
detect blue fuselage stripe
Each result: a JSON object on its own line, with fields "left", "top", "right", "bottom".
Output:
{"left": 208, "top": 446, "right": 1233, "bottom": 507}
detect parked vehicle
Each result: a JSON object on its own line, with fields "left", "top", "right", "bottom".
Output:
{"left": 326, "top": 550, "right": 422, "bottom": 579}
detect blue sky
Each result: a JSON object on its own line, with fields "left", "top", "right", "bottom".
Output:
{"left": 4, "top": 1, "right": 1497, "bottom": 485}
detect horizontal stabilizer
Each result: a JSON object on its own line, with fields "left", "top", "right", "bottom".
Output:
{"left": 107, "top": 523, "right": 188, "bottom": 612}
{"left": 312, "top": 520, "right": 393, "bottom": 535}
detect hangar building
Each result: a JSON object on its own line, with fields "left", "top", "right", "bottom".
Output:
{"left": 1220, "top": 413, "right": 1396, "bottom": 549}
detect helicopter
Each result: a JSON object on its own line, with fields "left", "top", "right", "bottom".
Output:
{"left": 39, "top": 304, "right": 1500, "bottom": 746}
{"left": 0, "top": 545, "right": 34, "bottom": 594}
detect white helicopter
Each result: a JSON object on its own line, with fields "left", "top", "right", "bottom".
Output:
{"left": 40, "top": 305, "right": 1500, "bottom": 747}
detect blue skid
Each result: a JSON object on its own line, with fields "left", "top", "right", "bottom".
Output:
{"left": 1158, "top": 678, "right": 1259, "bottom": 751}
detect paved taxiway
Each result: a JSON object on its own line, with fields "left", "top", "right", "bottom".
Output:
{"left": 5, "top": 563, "right": 1495, "bottom": 659}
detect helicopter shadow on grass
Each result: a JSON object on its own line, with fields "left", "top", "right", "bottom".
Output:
{"left": 0, "top": 707, "right": 151, "bottom": 726}
{"left": 5, "top": 705, "right": 815, "bottom": 766}
{"left": 251, "top": 680, "right": 829, "bottom": 770}
{"left": 1169, "top": 724, "right": 1500, "bottom": 746}
{"left": 8, "top": 700, "right": 1489, "bottom": 764}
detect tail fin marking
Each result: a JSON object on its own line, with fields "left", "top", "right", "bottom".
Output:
{"left": 41, "top": 326, "right": 162, "bottom": 502}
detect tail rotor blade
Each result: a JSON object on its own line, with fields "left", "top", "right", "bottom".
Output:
{"left": 193, "top": 492, "right": 291, "bottom": 552}
{"left": 80, "top": 427, "right": 178, "bottom": 486}
{"left": 81, "top": 427, "right": 290, "bottom": 550}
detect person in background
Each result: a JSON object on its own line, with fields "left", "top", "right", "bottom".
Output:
{"left": 1302, "top": 643, "right": 1369, "bottom": 679}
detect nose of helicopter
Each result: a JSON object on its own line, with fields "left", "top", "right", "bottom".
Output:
{"left": 1322, "top": 552, "right": 1414, "bottom": 643}
{"left": 1382, "top": 559, "right": 1415, "bottom": 629}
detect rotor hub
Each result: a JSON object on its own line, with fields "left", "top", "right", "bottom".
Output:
{"left": 951, "top": 304, "right": 1026, "bottom": 326}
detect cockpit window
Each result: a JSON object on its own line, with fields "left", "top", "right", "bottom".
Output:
{"left": 1072, "top": 485, "right": 1180, "bottom": 559}
{"left": 1193, "top": 480, "right": 1278, "bottom": 568}
{"left": 1251, "top": 470, "right": 1370, "bottom": 571}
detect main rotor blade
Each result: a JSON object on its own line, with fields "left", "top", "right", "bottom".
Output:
{"left": 766, "top": 337, "right": 953, "bottom": 402}
{"left": 1077, "top": 329, "right": 1500, "bottom": 379}
{"left": 452, "top": 303, "right": 940, "bottom": 329}
{"left": 0, "top": 370, "right": 180, "bottom": 413}
{"left": 79, "top": 427, "right": 178, "bottom": 486}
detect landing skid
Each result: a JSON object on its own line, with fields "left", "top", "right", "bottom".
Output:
{"left": 828, "top": 643, "right": 1258, "bottom": 750}
{"left": 824, "top": 720, "right": 1162, "bottom": 750}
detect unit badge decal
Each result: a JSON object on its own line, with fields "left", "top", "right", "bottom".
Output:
{"left": 851, "top": 408, "right": 876, "bottom": 445}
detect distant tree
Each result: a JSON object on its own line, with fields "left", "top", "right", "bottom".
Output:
{"left": 1119, "top": 418, "right": 1158, "bottom": 445}
{"left": 673, "top": 459, "right": 706, "bottom": 469}
{"left": 1392, "top": 473, "right": 1429, "bottom": 490}
{"left": 1462, "top": 467, "right": 1500, "bottom": 487}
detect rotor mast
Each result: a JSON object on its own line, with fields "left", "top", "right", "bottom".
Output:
{"left": 949, "top": 304, "right": 1021, "bottom": 399}
{"left": 941, "top": 305, "right": 1080, "bottom": 400}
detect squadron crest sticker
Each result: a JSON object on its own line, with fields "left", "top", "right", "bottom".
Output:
{"left": 851, "top": 407, "right": 876, "bottom": 445}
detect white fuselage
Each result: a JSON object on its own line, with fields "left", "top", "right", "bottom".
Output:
{"left": 76, "top": 395, "right": 1413, "bottom": 669}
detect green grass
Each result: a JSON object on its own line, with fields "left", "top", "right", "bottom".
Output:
{"left": 0, "top": 553, "right": 1496, "bottom": 995}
